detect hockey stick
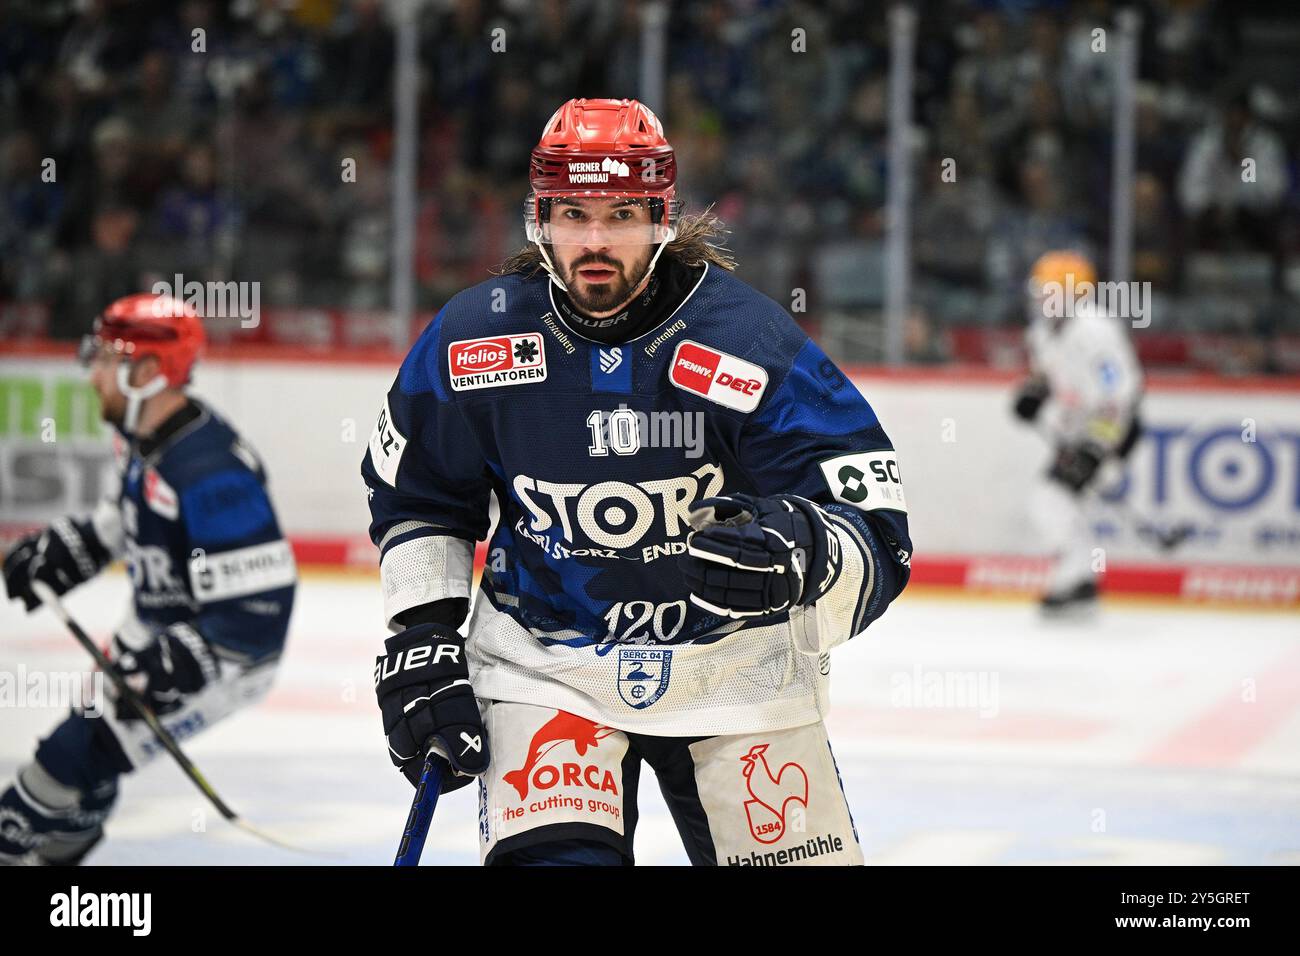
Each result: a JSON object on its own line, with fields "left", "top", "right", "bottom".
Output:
{"left": 393, "top": 750, "right": 445, "bottom": 866}
{"left": 1100, "top": 494, "right": 1195, "bottom": 552}
{"left": 32, "top": 580, "right": 315, "bottom": 855}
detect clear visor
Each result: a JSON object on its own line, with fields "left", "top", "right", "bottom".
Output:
{"left": 530, "top": 196, "right": 675, "bottom": 249}
{"left": 78, "top": 335, "right": 128, "bottom": 367}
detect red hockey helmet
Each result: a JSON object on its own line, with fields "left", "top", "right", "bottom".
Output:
{"left": 525, "top": 99, "right": 681, "bottom": 288}
{"left": 530, "top": 98, "right": 676, "bottom": 196}
{"left": 81, "top": 293, "right": 206, "bottom": 387}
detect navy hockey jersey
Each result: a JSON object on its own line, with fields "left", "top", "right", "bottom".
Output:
{"left": 362, "top": 264, "right": 910, "bottom": 734}
{"left": 96, "top": 402, "right": 296, "bottom": 667}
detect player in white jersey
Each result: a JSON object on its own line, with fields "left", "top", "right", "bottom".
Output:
{"left": 1012, "top": 251, "right": 1144, "bottom": 612}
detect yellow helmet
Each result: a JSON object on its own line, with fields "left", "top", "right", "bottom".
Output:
{"left": 1027, "top": 250, "right": 1097, "bottom": 296}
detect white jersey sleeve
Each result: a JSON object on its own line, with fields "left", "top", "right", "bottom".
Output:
{"left": 1028, "top": 309, "right": 1143, "bottom": 448}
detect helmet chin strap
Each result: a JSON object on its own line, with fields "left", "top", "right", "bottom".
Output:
{"left": 530, "top": 223, "right": 677, "bottom": 297}
{"left": 533, "top": 238, "right": 569, "bottom": 291}
{"left": 115, "top": 362, "right": 168, "bottom": 436}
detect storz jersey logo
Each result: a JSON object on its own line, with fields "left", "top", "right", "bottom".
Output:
{"left": 669, "top": 341, "right": 767, "bottom": 413}
{"left": 368, "top": 396, "right": 407, "bottom": 488}
{"left": 617, "top": 648, "right": 672, "bottom": 709}
{"left": 449, "top": 333, "right": 546, "bottom": 391}
{"left": 818, "top": 450, "right": 908, "bottom": 514}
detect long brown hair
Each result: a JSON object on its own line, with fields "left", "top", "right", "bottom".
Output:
{"left": 494, "top": 206, "right": 738, "bottom": 277}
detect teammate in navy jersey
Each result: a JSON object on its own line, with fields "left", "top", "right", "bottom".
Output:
{"left": 365, "top": 99, "right": 911, "bottom": 866}
{"left": 1, "top": 294, "right": 296, "bottom": 865}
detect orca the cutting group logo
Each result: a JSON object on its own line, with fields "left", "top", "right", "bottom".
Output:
{"left": 502, "top": 710, "right": 618, "bottom": 801}
{"left": 617, "top": 647, "right": 672, "bottom": 708}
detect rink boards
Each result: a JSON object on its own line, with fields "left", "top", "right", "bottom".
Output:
{"left": 2, "top": 347, "right": 1298, "bottom": 604}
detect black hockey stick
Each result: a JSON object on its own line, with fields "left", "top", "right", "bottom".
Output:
{"left": 1104, "top": 496, "right": 1195, "bottom": 552}
{"left": 32, "top": 580, "right": 313, "bottom": 854}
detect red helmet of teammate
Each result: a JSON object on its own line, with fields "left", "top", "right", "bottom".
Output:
{"left": 82, "top": 293, "right": 206, "bottom": 388}
{"left": 525, "top": 98, "right": 680, "bottom": 286}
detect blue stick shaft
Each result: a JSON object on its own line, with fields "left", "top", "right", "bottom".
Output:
{"left": 393, "top": 757, "right": 444, "bottom": 867}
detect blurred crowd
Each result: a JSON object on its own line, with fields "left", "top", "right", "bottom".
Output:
{"left": 1, "top": 0, "right": 1297, "bottom": 368}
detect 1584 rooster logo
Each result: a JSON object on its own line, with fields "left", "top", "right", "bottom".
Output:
{"left": 740, "top": 743, "right": 809, "bottom": 844}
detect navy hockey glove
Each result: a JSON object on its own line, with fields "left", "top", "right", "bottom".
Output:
{"left": 110, "top": 623, "right": 221, "bottom": 720}
{"left": 374, "top": 624, "right": 489, "bottom": 792}
{"left": 1013, "top": 378, "right": 1050, "bottom": 423}
{"left": 1049, "top": 442, "right": 1106, "bottom": 493}
{"left": 680, "top": 494, "right": 843, "bottom": 619}
{"left": 4, "top": 518, "right": 111, "bottom": 612}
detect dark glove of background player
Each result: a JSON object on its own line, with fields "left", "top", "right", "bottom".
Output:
{"left": 1049, "top": 442, "right": 1106, "bottom": 493}
{"left": 1013, "top": 377, "right": 1051, "bottom": 422}
{"left": 3, "top": 518, "right": 111, "bottom": 611}
{"left": 680, "top": 493, "right": 843, "bottom": 619}
{"left": 110, "top": 622, "right": 221, "bottom": 720}
{"left": 374, "top": 623, "right": 490, "bottom": 792}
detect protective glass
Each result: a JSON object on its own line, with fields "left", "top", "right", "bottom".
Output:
{"left": 529, "top": 195, "right": 677, "bottom": 249}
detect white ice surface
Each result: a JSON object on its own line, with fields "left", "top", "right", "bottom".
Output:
{"left": 2, "top": 572, "right": 1297, "bottom": 865}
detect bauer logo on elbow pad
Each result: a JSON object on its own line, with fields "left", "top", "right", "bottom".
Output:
{"left": 818, "top": 451, "right": 908, "bottom": 514}
{"left": 368, "top": 396, "right": 407, "bottom": 488}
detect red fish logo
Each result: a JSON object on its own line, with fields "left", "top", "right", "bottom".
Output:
{"left": 740, "top": 744, "right": 809, "bottom": 844}
{"left": 503, "top": 710, "right": 617, "bottom": 801}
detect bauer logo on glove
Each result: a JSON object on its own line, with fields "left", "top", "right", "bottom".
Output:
{"left": 679, "top": 493, "right": 843, "bottom": 619}
{"left": 373, "top": 623, "right": 491, "bottom": 793}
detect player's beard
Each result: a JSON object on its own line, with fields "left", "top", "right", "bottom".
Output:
{"left": 563, "top": 249, "right": 651, "bottom": 315}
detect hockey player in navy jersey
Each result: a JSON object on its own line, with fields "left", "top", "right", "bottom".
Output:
{"left": 1, "top": 294, "right": 296, "bottom": 864}
{"left": 364, "top": 98, "right": 911, "bottom": 866}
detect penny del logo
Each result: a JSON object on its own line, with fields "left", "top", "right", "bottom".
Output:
{"left": 669, "top": 340, "right": 768, "bottom": 413}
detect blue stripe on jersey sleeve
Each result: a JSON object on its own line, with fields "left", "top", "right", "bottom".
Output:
{"left": 181, "top": 469, "right": 276, "bottom": 547}
{"left": 398, "top": 309, "right": 448, "bottom": 401}
{"left": 753, "top": 339, "right": 879, "bottom": 437}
